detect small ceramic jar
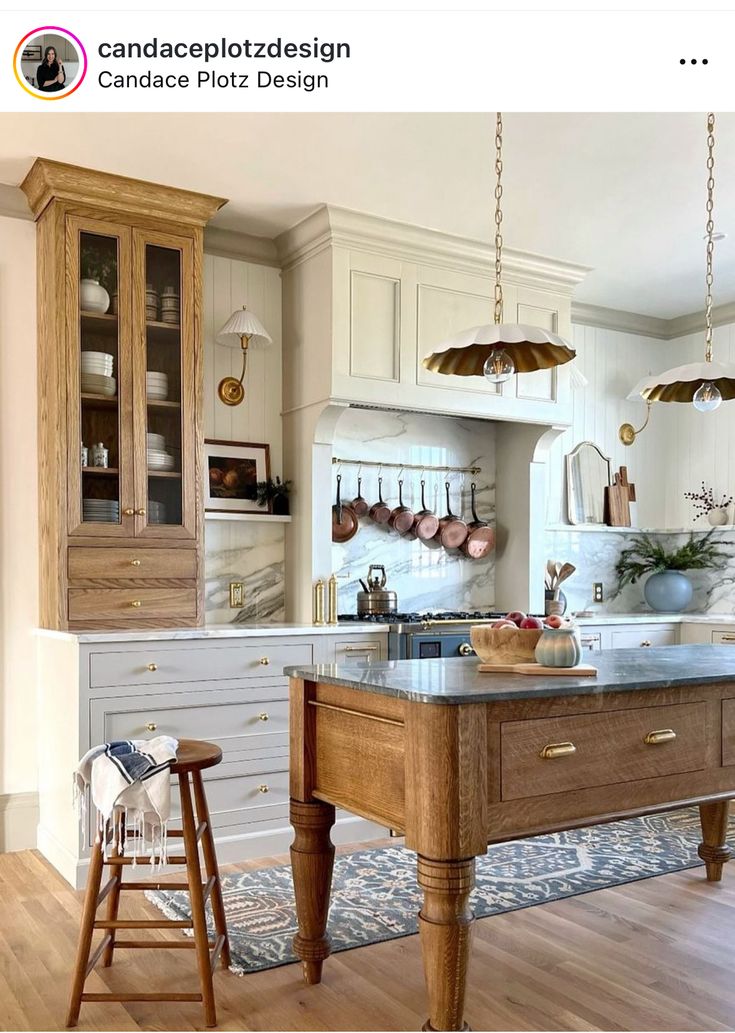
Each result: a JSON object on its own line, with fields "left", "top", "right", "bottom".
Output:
{"left": 81, "top": 444, "right": 88, "bottom": 468}
{"left": 91, "top": 442, "right": 109, "bottom": 469}
{"left": 535, "top": 626, "right": 582, "bottom": 668}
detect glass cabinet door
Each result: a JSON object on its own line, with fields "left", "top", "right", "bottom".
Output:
{"left": 66, "top": 217, "right": 133, "bottom": 537}
{"left": 132, "top": 229, "right": 197, "bottom": 539}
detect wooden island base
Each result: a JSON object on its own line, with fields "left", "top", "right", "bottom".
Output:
{"left": 287, "top": 649, "right": 735, "bottom": 1031}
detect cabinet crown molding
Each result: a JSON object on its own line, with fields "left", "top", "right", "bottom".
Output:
{"left": 276, "top": 204, "right": 591, "bottom": 296}
{"left": 20, "top": 158, "right": 227, "bottom": 225}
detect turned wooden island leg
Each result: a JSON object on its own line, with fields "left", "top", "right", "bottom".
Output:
{"left": 698, "top": 800, "right": 733, "bottom": 881}
{"left": 417, "top": 856, "right": 475, "bottom": 1032}
{"left": 290, "top": 798, "right": 336, "bottom": 984}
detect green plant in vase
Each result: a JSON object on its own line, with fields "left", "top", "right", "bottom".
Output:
{"left": 256, "top": 476, "right": 292, "bottom": 515}
{"left": 615, "top": 530, "right": 731, "bottom": 613}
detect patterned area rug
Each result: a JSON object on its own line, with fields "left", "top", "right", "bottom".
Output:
{"left": 146, "top": 807, "right": 727, "bottom": 975}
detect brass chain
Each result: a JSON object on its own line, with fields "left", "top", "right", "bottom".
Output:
{"left": 494, "top": 112, "right": 503, "bottom": 324}
{"left": 705, "top": 111, "right": 715, "bottom": 362}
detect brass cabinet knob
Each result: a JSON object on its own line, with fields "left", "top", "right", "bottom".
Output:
{"left": 257, "top": 783, "right": 269, "bottom": 793}
{"left": 540, "top": 741, "right": 576, "bottom": 760}
{"left": 130, "top": 600, "right": 142, "bottom": 608}
{"left": 259, "top": 656, "right": 270, "bottom": 666}
{"left": 258, "top": 712, "right": 269, "bottom": 721}
{"left": 458, "top": 642, "right": 474, "bottom": 657}
{"left": 136, "top": 508, "right": 146, "bottom": 516}
{"left": 146, "top": 722, "right": 157, "bottom": 732}
{"left": 123, "top": 508, "right": 135, "bottom": 516}
{"left": 131, "top": 559, "right": 141, "bottom": 567}
{"left": 146, "top": 663, "right": 157, "bottom": 672}
{"left": 644, "top": 728, "right": 676, "bottom": 745}
{"left": 640, "top": 640, "right": 652, "bottom": 647}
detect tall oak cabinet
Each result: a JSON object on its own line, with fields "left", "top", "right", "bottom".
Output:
{"left": 22, "top": 160, "right": 226, "bottom": 629}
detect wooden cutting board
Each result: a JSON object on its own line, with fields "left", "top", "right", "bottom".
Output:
{"left": 605, "top": 466, "right": 636, "bottom": 527}
{"left": 478, "top": 662, "right": 598, "bottom": 677}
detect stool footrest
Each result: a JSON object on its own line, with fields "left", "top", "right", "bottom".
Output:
{"left": 94, "top": 919, "right": 192, "bottom": 930}
{"left": 121, "top": 880, "right": 190, "bottom": 891}
{"left": 114, "top": 939, "right": 216, "bottom": 950}
{"left": 80, "top": 992, "right": 203, "bottom": 1003}
{"left": 106, "top": 855, "right": 187, "bottom": 866}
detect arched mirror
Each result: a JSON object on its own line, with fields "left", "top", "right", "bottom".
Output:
{"left": 565, "top": 441, "right": 612, "bottom": 525}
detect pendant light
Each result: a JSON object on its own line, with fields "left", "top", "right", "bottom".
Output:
{"left": 621, "top": 113, "right": 735, "bottom": 443}
{"left": 423, "top": 113, "right": 576, "bottom": 384}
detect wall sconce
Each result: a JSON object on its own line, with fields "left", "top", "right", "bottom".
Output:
{"left": 216, "top": 306, "right": 272, "bottom": 406}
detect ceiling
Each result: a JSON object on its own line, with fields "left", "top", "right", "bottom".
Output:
{"left": 1, "top": 111, "right": 733, "bottom": 319}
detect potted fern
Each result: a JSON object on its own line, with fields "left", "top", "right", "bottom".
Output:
{"left": 615, "top": 531, "right": 731, "bottom": 612}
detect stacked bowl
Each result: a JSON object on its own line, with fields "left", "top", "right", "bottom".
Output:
{"left": 81, "top": 352, "right": 116, "bottom": 397}
{"left": 147, "top": 499, "right": 168, "bottom": 524}
{"left": 82, "top": 498, "right": 119, "bottom": 523}
{"left": 146, "top": 371, "right": 168, "bottom": 401}
{"left": 147, "top": 432, "right": 175, "bottom": 472}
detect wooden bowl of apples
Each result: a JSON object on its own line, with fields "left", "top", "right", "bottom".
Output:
{"left": 470, "top": 612, "right": 545, "bottom": 665}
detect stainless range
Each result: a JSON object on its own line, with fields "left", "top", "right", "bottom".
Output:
{"left": 338, "top": 611, "right": 525, "bottom": 660}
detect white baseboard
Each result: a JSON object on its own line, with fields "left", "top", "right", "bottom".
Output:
{"left": 43, "top": 814, "right": 387, "bottom": 890}
{"left": 0, "top": 792, "right": 39, "bottom": 852}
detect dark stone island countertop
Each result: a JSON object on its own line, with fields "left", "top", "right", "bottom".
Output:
{"left": 285, "top": 644, "right": 735, "bottom": 705}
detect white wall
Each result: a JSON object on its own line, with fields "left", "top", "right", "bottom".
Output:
{"left": 0, "top": 216, "right": 38, "bottom": 805}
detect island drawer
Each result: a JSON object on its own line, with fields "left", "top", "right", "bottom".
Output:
{"left": 89, "top": 641, "right": 313, "bottom": 688}
{"left": 500, "top": 701, "right": 706, "bottom": 801}
{"left": 722, "top": 699, "right": 735, "bottom": 765}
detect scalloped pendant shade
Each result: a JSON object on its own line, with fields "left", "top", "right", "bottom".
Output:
{"left": 423, "top": 322, "right": 575, "bottom": 377}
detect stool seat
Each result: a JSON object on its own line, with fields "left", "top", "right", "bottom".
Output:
{"left": 171, "top": 739, "right": 222, "bottom": 774}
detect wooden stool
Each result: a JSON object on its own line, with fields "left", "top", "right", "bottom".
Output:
{"left": 66, "top": 739, "right": 230, "bottom": 1028}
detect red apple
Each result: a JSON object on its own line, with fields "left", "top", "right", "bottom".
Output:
{"left": 544, "top": 614, "right": 564, "bottom": 629}
{"left": 491, "top": 618, "right": 516, "bottom": 629}
{"left": 505, "top": 610, "right": 526, "bottom": 627}
{"left": 520, "top": 616, "right": 544, "bottom": 630}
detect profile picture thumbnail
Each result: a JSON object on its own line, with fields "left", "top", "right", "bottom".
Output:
{"left": 14, "top": 27, "right": 87, "bottom": 100}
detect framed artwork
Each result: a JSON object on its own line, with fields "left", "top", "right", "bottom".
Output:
{"left": 204, "top": 439, "right": 270, "bottom": 513}
{"left": 22, "top": 45, "right": 43, "bottom": 61}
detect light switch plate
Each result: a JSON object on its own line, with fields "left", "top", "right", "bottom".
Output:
{"left": 229, "top": 582, "right": 244, "bottom": 608}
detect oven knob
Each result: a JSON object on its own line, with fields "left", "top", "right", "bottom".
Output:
{"left": 458, "top": 642, "right": 475, "bottom": 657}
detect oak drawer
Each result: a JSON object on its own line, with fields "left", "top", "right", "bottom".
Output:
{"left": 69, "top": 546, "right": 196, "bottom": 580}
{"left": 89, "top": 641, "right": 313, "bottom": 688}
{"left": 500, "top": 702, "right": 706, "bottom": 801}
{"left": 93, "top": 697, "right": 289, "bottom": 758}
{"left": 69, "top": 587, "right": 197, "bottom": 621}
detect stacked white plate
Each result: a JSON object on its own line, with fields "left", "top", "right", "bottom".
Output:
{"left": 148, "top": 499, "right": 168, "bottom": 524}
{"left": 82, "top": 351, "right": 113, "bottom": 375}
{"left": 81, "top": 372, "right": 117, "bottom": 397}
{"left": 148, "top": 448, "right": 175, "bottom": 471}
{"left": 147, "top": 432, "right": 165, "bottom": 450}
{"left": 82, "top": 352, "right": 116, "bottom": 396}
{"left": 83, "top": 499, "right": 119, "bottom": 523}
{"left": 146, "top": 371, "right": 168, "bottom": 401}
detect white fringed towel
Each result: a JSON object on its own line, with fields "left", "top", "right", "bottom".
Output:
{"left": 74, "top": 737, "right": 179, "bottom": 866}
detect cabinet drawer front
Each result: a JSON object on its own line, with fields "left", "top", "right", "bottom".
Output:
{"left": 500, "top": 702, "right": 706, "bottom": 801}
{"left": 610, "top": 627, "right": 677, "bottom": 649}
{"left": 69, "top": 587, "right": 196, "bottom": 621}
{"left": 334, "top": 636, "right": 385, "bottom": 662}
{"left": 89, "top": 641, "right": 313, "bottom": 688}
{"left": 170, "top": 770, "right": 290, "bottom": 830}
{"left": 712, "top": 631, "right": 735, "bottom": 645}
{"left": 96, "top": 698, "right": 288, "bottom": 758}
{"left": 69, "top": 547, "right": 196, "bottom": 580}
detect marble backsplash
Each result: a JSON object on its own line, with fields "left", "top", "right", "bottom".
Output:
{"left": 545, "top": 527, "right": 735, "bottom": 615}
{"left": 204, "top": 518, "right": 285, "bottom": 624}
{"left": 331, "top": 408, "right": 496, "bottom": 613}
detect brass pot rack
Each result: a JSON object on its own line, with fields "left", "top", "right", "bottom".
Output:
{"left": 331, "top": 457, "right": 481, "bottom": 476}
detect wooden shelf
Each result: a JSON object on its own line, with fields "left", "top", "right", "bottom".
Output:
{"left": 81, "top": 392, "right": 118, "bottom": 409}
{"left": 147, "top": 399, "right": 181, "bottom": 410}
{"left": 82, "top": 466, "right": 119, "bottom": 476}
{"left": 147, "top": 320, "right": 180, "bottom": 344}
{"left": 205, "top": 512, "right": 292, "bottom": 523}
{"left": 80, "top": 311, "right": 117, "bottom": 333}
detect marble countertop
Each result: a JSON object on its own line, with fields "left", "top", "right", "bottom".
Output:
{"left": 36, "top": 622, "right": 390, "bottom": 643}
{"left": 285, "top": 644, "right": 735, "bottom": 704}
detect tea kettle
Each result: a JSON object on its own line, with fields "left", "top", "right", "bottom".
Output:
{"left": 356, "top": 565, "right": 398, "bottom": 616}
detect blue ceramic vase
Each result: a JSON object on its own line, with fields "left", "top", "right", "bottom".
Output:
{"left": 535, "top": 627, "right": 582, "bottom": 668}
{"left": 643, "top": 570, "right": 693, "bottom": 613}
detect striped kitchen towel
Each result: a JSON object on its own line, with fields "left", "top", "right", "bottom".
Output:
{"left": 74, "top": 737, "right": 178, "bottom": 866}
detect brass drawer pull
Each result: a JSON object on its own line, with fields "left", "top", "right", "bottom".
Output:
{"left": 146, "top": 663, "right": 157, "bottom": 672}
{"left": 259, "top": 656, "right": 270, "bottom": 666}
{"left": 343, "top": 644, "right": 380, "bottom": 653}
{"left": 644, "top": 728, "right": 676, "bottom": 745}
{"left": 130, "top": 600, "right": 142, "bottom": 608}
{"left": 258, "top": 712, "right": 269, "bottom": 722}
{"left": 145, "top": 722, "right": 157, "bottom": 732}
{"left": 720, "top": 635, "right": 735, "bottom": 643}
{"left": 257, "top": 784, "right": 269, "bottom": 794}
{"left": 130, "top": 559, "right": 141, "bottom": 567}
{"left": 540, "top": 741, "right": 576, "bottom": 760}
{"left": 640, "top": 640, "right": 652, "bottom": 647}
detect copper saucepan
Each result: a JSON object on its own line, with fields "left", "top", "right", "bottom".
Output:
{"left": 351, "top": 476, "right": 369, "bottom": 518}
{"left": 389, "top": 479, "right": 415, "bottom": 535}
{"left": 369, "top": 476, "right": 391, "bottom": 524}
{"left": 407, "top": 479, "right": 440, "bottom": 541}
{"left": 434, "top": 481, "right": 468, "bottom": 549}
{"left": 332, "top": 474, "right": 358, "bottom": 543}
{"left": 461, "top": 482, "right": 496, "bottom": 559}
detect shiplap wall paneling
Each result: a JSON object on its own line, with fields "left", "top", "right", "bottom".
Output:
{"left": 203, "top": 254, "right": 283, "bottom": 472}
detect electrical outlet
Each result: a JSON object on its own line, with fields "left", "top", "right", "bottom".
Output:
{"left": 593, "top": 582, "right": 604, "bottom": 603}
{"left": 229, "top": 582, "right": 244, "bottom": 608}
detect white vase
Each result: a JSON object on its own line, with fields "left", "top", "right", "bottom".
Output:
{"left": 80, "top": 278, "right": 110, "bottom": 314}
{"left": 707, "top": 507, "right": 729, "bottom": 526}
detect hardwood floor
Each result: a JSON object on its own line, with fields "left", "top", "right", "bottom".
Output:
{"left": 2, "top": 843, "right": 735, "bottom": 1031}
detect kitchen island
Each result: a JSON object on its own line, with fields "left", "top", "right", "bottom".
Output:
{"left": 286, "top": 646, "right": 735, "bottom": 1032}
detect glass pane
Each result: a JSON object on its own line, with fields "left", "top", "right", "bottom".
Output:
{"left": 145, "top": 243, "right": 183, "bottom": 527}
{"left": 79, "top": 231, "right": 121, "bottom": 526}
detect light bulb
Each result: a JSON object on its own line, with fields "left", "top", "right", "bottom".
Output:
{"left": 483, "top": 349, "right": 515, "bottom": 385}
{"left": 692, "top": 381, "right": 722, "bottom": 413}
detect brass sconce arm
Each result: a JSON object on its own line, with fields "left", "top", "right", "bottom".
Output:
{"left": 218, "top": 333, "right": 250, "bottom": 406}
{"left": 619, "top": 400, "right": 653, "bottom": 445}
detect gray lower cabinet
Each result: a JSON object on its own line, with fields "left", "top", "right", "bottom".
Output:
{"left": 579, "top": 623, "right": 679, "bottom": 651}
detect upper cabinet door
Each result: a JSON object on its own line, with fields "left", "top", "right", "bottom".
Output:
{"left": 66, "top": 216, "right": 135, "bottom": 538}
{"left": 131, "top": 229, "right": 198, "bottom": 540}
